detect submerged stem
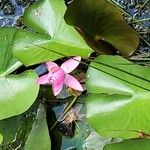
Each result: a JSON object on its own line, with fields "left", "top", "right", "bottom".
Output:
{"left": 50, "top": 96, "right": 78, "bottom": 131}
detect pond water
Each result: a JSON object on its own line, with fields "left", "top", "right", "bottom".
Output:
{"left": 0, "top": 0, "right": 36, "bottom": 26}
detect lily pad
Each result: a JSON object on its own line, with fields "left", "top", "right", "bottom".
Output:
{"left": 0, "top": 134, "right": 3, "bottom": 144}
{"left": 0, "top": 28, "right": 22, "bottom": 76}
{"left": 12, "top": 0, "right": 93, "bottom": 66}
{"left": 104, "top": 139, "right": 150, "bottom": 150}
{"left": 24, "top": 105, "right": 51, "bottom": 150}
{"left": 86, "top": 55, "right": 150, "bottom": 139}
{"left": 64, "top": 0, "right": 139, "bottom": 56}
{"left": 0, "top": 116, "right": 21, "bottom": 144}
{"left": 0, "top": 70, "right": 39, "bottom": 120}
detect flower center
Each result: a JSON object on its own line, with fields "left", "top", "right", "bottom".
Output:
{"left": 49, "top": 67, "right": 65, "bottom": 84}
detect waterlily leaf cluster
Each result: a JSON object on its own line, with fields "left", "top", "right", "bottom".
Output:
{"left": 0, "top": 28, "right": 39, "bottom": 120}
{"left": 0, "top": 0, "right": 91, "bottom": 147}
{"left": 0, "top": 0, "right": 148, "bottom": 149}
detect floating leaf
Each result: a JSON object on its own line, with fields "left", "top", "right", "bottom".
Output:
{"left": 0, "top": 116, "right": 21, "bottom": 144}
{"left": 0, "top": 28, "right": 22, "bottom": 76}
{"left": 104, "top": 139, "right": 150, "bottom": 150}
{"left": 24, "top": 105, "right": 51, "bottom": 150}
{"left": 0, "top": 70, "right": 39, "bottom": 120}
{"left": 12, "top": 0, "right": 93, "bottom": 66}
{"left": 64, "top": 0, "right": 139, "bottom": 56}
{"left": 0, "top": 134, "right": 3, "bottom": 144}
{"left": 86, "top": 55, "right": 150, "bottom": 138}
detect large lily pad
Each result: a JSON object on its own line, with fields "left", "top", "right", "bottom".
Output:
{"left": 86, "top": 55, "right": 150, "bottom": 138}
{"left": 64, "top": 0, "right": 139, "bottom": 56}
{"left": 104, "top": 139, "right": 150, "bottom": 150}
{"left": 0, "top": 70, "right": 39, "bottom": 120}
{"left": 24, "top": 105, "right": 51, "bottom": 150}
{"left": 12, "top": 0, "right": 93, "bottom": 66}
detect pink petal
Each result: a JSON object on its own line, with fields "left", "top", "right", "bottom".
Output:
{"left": 36, "top": 74, "right": 49, "bottom": 85}
{"left": 61, "top": 56, "right": 81, "bottom": 73}
{"left": 46, "top": 61, "right": 58, "bottom": 72}
{"left": 52, "top": 81, "right": 64, "bottom": 96}
{"left": 64, "top": 74, "right": 83, "bottom": 91}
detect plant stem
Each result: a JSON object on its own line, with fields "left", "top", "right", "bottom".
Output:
{"left": 140, "top": 0, "right": 149, "bottom": 10}
{"left": 50, "top": 96, "right": 78, "bottom": 131}
{"left": 130, "top": 18, "right": 150, "bottom": 23}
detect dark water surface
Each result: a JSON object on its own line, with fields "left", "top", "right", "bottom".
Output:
{"left": 0, "top": 0, "right": 36, "bottom": 26}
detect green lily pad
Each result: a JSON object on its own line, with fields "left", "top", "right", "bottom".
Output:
{"left": 64, "top": 0, "right": 139, "bottom": 56}
{"left": 86, "top": 55, "right": 150, "bottom": 139}
{"left": 0, "top": 70, "right": 39, "bottom": 120}
{"left": 24, "top": 105, "right": 51, "bottom": 150}
{"left": 0, "top": 134, "right": 3, "bottom": 144}
{"left": 104, "top": 139, "right": 150, "bottom": 150}
{"left": 12, "top": 0, "right": 93, "bottom": 66}
{"left": 0, "top": 116, "right": 21, "bottom": 144}
{"left": 0, "top": 28, "right": 22, "bottom": 76}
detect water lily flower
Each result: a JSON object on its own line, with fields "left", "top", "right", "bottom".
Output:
{"left": 36, "top": 56, "right": 83, "bottom": 96}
